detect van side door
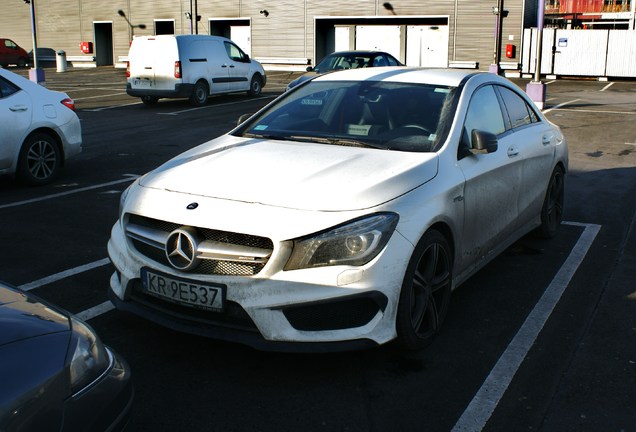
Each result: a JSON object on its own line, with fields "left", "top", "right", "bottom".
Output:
{"left": 188, "top": 40, "right": 229, "bottom": 94}
{"left": 222, "top": 41, "right": 251, "bottom": 92}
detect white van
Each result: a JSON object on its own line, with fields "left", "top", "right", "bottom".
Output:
{"left": 126, "top": 35, "right": 266, "bottom": 106}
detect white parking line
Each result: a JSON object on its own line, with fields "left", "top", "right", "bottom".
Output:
{"left": 76, "top": 301, "right": 115, "bottom": 321}
{"left": 543, "top": 99, "right": 581, "bottom": 115}
{"left": 18, "top": 258, "right": 111, "bottom": 291}
{"left": 83, "top": 101, "right": 144, "bottom": 111}
{"left": 452, "top": 222, "right": 601, "bottom": 432}
{"left": 156, "top": 95, "right": 276, "bottom": 116}
{"left": 553, "top": 108, "right": 636, "bottom": 115}
{"left": 0, "top": 175, "right": 138, "bottom": 210}
{"left": 73, "top": 92, "right": 128, "bottom": 101}
{"left": 600, "top": 82, "right": 615, "bottom": 92}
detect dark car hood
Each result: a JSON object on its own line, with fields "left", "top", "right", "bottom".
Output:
{"left": 0, "top": 283, "right": 70, "bottom": 346}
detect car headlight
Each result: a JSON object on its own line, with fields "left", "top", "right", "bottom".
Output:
{"left": 284, "top": 213, "right": 399, "bottom": 270}
{"left": 67, "top": 317, "right": 112, "bottom": 396}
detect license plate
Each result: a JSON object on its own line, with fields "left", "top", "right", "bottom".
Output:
{"left": 140, "top": 268, "right": 226, "bottom": 312}
{"left": 133, "top": 78, "right": 152, "bottom": 88}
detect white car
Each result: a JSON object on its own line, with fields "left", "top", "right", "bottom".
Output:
{"left": 0, "top": 68, "right": 82, "bottom": 185}
{"left": 109, "top": 67, "right": 568, "bottom": 351}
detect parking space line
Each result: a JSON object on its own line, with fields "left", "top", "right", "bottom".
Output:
{"left": 83, "top": 101, "right": 144, "bottom": 111}
{"left": 600, "top": 82, "right": 615, "bottom": 92}
{"left": 156, "top": 96, "right": 276, "bottom": 116}
{"left": 73, "top": 92, "right": 128, "bottom": 101}
{"left": 553, "top": 108, "right": 636, "bottom": 115}
{"left": 452, "top": 222, "right": 601, "bottom": 432}
{"left": 0, "top": 175, "right": 138, "bottom": 210}
{"left": 18, "top": 258, "right": 111, "bottom": 291}
{"left": 543, "top": 99, "right": 580, "bottom": 114}
{"left": 76, "top": 301, "right": 115, "bottom": 321}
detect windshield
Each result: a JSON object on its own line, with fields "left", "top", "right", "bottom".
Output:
{"left": 234, "top": 80, "right": 457, "bottom": 152}
{"left": 314, "top": 53, "right": 393, "bottom": 72}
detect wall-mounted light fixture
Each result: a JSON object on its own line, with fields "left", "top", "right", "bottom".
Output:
{"left": 259, "top": 9, "right": 269, "bottom": 17}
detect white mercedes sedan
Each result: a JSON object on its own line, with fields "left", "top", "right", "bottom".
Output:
{"left": 109, "top": 67, "right": 568, "bottom": 351}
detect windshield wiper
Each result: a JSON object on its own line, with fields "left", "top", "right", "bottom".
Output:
{"left": 289, "top": 135, "right": 381, "bottom": 149}
{"left": 242, "top": 132, "right": 292, "bottom": 141}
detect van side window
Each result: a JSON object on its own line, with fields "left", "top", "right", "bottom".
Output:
{"left": 224, "top": 42, "right": 247, "bottom": 62}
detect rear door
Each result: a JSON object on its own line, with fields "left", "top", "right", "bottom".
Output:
{"left": 495, "top": 85, "right": 557, "bottom": 225}
{"left": 0, "top": 76, "right": 32, "bottom": 172}
{"left": 190, "top": 40, "right": 229, "bottom": 93}
{"left": 129, "top": 37, "right": 179, "bottom": 92}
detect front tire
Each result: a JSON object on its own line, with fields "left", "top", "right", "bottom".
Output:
{"left": 17, "top": 57, "right": 27, "bottom": 68}
{"left": 18, "top": 132, "right": 61, "bottom": 186}
{"left": 247, "top": 75, "right": 263, "bottom": 96}
{"left": 190, "top": 80, "right": 209, "bottom": 106}
{"left": 536, "top": 165, "right": 565, "bottom": 239}
{"left": 396, "top": 229, "right": 452, "bottom": 350}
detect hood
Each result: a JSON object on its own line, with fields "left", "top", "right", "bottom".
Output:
{"left": 139, "top": 135, "right": 438, "bottom": 212}
{"left": 0, "top": 284, "right": 70, "bottom": 347}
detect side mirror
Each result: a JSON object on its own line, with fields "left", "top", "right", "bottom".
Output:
{"left": 237, "top": 113, "right": 253, "bottom": 125}
{"left": 471, "top": 130, "right": 498, "bottom": 154}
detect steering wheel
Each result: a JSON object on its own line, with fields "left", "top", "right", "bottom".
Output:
{"left": 401, "top": 124, "right": 432, "bottom": 135}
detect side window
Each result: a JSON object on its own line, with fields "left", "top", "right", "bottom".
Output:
{"left": 463, "top": 85, "right": 505, "bottom": 149}
{"left": 0, "top": 77, "right": 19, "bottom": 99}
{"left": 224, "top": 42, "right": 246, "bottom": 62}
{"left": 498, "top": 86, "right": 538, "bottom": 129}
{"left": 386, "top": 55, "right": 399, "bottom": 66}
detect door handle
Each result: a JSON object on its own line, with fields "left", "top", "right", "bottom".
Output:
{"left": 507, "top": 147, "right": 519, "bottom": 157}
{"left": 222, "top": 64, "right": 228, "bottom": 68}
{"left": 542, "top": 135, "right": 553, "bottom": 145}
{"left": 10, "top": 105, "right": 28, "bottom": 112}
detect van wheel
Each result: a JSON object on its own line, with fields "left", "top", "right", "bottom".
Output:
{"left": 190, "top": 80, "right": 209, "bottom": 106}
{"left": 141, "top": 96, "right": 159, "bottom": 106}
{"left": 247, "top": 75, "right": 263, "bottom": 97}
{"left": 18, "top": 132, "right": 62, "bottom": 186}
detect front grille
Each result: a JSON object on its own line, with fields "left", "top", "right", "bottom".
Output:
{"left": 126, "top": 214, "right": 274, "bottom": 276}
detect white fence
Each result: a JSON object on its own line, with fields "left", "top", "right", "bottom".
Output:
{"left": 522, "top": 29, "right": 636, "bottom": 78}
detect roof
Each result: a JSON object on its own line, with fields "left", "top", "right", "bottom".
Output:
{"left": 312, "top": 66, "right": 480, "bottom": 87}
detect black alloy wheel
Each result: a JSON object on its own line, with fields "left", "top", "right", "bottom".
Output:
{"left": 537, "top": 165, "right": 565, "bottom": 239}
{"left": 396, "top": 229, "right": 452, "bottom": 350}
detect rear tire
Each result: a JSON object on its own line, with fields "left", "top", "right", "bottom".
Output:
{"left": 190, "top": 80, "right": 209, "bottom": 106}
{"left": 17, "top": 132, "right": 61, "bottom": 186}
{"left": 141, "top": 96, "right": 159, "bottom": 106}
{"left": 536, "top": 165, "right": 565, "bottom": 239}
{"left": 396, "top": 229, "right": 452, "bottom": 350}
{"left": 247, "top": 75, "right": 263, "bottom": 97}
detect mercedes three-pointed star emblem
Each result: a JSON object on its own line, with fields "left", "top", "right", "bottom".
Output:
{"left": 165, "top": 227, "right": 200, "bottom": 271}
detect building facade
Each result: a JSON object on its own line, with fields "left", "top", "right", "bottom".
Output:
{"left": 4, "top": 0, "right": 540, "bottom": 71}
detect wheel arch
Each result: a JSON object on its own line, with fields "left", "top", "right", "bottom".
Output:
{"left": 17, "top": 127, "right": 65, "bottom": 168}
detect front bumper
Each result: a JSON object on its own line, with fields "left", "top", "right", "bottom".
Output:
{"left": 107, "top": 218, "right": 413, "bottom": 352}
